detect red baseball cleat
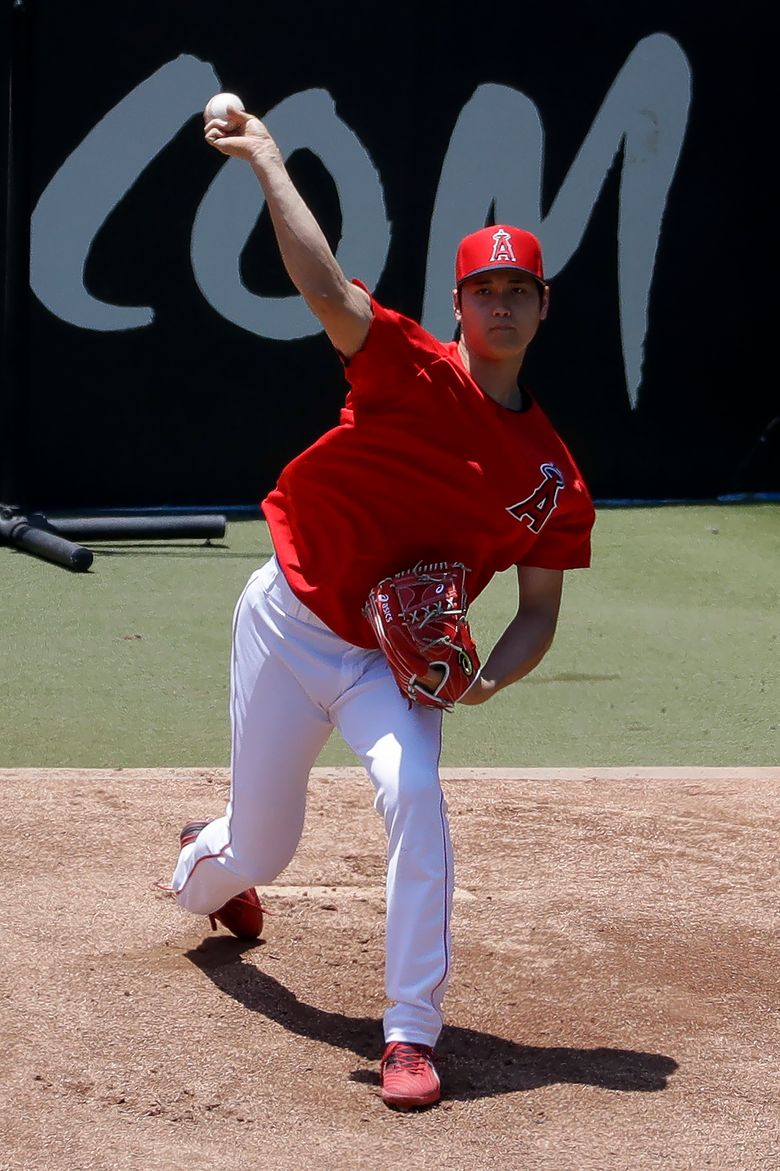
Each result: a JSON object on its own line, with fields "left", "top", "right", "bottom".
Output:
{"left": 380, "top": 1042, "right": 441, "bottom": 1109}
{"left": 179, "top": 820, "right": 264, "bottom": 940}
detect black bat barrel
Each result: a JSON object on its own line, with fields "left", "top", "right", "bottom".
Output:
{"left": 34, "top": 514, "right": 227, "bottom": 542}
{"left": 0, "top": 515, "right": 93, "bottom": 571}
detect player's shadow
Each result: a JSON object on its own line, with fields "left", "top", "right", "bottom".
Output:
{"left": 186, "top": 938, "right": 678, "bottom": 1101}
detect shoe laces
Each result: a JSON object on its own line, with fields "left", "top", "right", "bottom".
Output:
{"left": 384, "top": 1043, "right": 433, "bottom": 1072}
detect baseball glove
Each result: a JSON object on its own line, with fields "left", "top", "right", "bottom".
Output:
{"left": 363, "top": 561, "right": 480, "bottom": 711}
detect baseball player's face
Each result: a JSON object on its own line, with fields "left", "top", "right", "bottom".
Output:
{"left": 454, "top": 271, "right": 549, "bottom": 360}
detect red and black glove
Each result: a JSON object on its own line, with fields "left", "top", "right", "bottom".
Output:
{"left": 363, "top": 562, "right": 481, "bottom": 711}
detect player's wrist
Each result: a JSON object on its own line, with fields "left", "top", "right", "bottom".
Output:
{"left": 247, "top": 136, "right": 285, "bottom": 171}
{"left": 419, "top": 666, "right": 446, "bottom": 691}
{"left": 457, "top": 668, "right": 491, "bottom": 705}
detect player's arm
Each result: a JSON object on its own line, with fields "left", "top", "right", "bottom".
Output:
{"left": 205, "top": 106, "right": 372, "bottom": 358}
{"left": 457, "top": 566, "right": 563, "bottom": 705}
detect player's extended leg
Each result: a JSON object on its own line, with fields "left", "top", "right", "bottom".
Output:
{"left": 172, "top": 561, "right": 332, "bottom": 915}
{"left": 333, "top": 658, "right": 452, "bottom": 1050}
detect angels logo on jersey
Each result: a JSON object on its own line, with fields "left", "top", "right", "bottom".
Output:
{"left": 506, "top": 463, "right": 564, "bottom": 532}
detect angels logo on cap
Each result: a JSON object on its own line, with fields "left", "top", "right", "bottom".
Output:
{"left": 489, "top": 228, "right": 516, "bottom": 264}
{"left": 455, "top": 224, "right": 545, "bottom": 288}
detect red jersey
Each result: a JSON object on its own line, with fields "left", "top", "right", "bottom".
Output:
{"left": 262, "top": 289, "right": 595, "bottom": 648}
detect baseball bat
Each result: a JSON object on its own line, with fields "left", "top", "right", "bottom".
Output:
{"left": 30, "top": 514, "right": 227, "bottom": 541}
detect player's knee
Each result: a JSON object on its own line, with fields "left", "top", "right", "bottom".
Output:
{"left": 373, "top": 763, "right": 443, "bottom": 822}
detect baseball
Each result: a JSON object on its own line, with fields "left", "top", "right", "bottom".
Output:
{"left": 204, "top": 92, "right": 245, "bottom": 124}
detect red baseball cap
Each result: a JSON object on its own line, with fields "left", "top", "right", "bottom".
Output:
{"left": 455, "top": 224, "right": 545, "bottom": 288}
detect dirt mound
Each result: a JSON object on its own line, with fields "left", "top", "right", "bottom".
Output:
{"left": 1, "top": 768, "right": 777, "bottom": 1171}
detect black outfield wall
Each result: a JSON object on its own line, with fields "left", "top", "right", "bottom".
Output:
{"left": 1, "top": 0, "right": 776, "bottom": 510}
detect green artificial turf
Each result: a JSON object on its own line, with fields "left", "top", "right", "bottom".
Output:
{"left": 0, "top": 505, "right": 777, "bottom": 767}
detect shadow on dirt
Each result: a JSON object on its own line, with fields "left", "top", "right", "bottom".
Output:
{"left": 186, "top": 938, "right": 678, "bottom": 1101}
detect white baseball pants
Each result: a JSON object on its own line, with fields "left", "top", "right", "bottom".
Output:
{"left": 172, "top": 555, "right": 453, "bottom": 1047}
